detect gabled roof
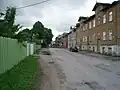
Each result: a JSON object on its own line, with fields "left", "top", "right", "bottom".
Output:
{"left": 78, "top": 16, "right": 88, "bottom": 22}
{"left": 83, "top": 14, "right": 95, "bottom": 23}
{"left": 101, "top": 1, "right": 120, "bottom": 11}
{"left": 92, "top": 2, "right": 111, "bottom": 11}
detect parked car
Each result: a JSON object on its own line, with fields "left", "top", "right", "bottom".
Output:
{"left": 69, "top": 47, "right": 78, "bottom": 52}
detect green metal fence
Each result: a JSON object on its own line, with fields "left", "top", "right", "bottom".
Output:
{"left": 0, "top": 37, "right": 27, "bottom": 74}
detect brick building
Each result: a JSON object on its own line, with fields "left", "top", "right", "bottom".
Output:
{"left": 76, "top": 1, "right": 120, "bottom": 56}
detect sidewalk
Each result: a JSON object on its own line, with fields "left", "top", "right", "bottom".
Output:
{"left": 78, "top": 51, "right": 120, "bottom": 61}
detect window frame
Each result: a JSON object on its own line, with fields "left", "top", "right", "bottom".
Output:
{"left": 98, "top": 17, "right": 101, "bottom": 25}
{"left": 109, "top": 11, "right": 113, "bottom": 22}
{"left": 109, "top": 30, "right": 112, "bottom": 40}
{"left": 103, "top": 32, "right": 106, "bottom": 40}
{"left": 89, "top": 21, "right": 92, "bottom": 29}
{"left": 93, "top": 19, "right": 95, "bottom": 27}
{"left": 103, "top": 14, "right": 106, "bottom": 24}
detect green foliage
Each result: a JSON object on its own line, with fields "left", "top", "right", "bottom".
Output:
{"left": 42, "top": 28, "right": 53, "bottom": 47}
{"left": 31, "top": 21, "right": 53, "bottom": 47}
{"left": 15, "top": 28, "right": 32, "bottom": 43}
{"left": 32, "top": 21, "right": 45, "bottom": 39}
{"left": 0, "top": 7, "right": 54, "bottom": 46}
{"left": 0, "top": 56, "right": 39, "bottom": 90}
{"left": 0, "top": 7, "right": 22, "bottom": 38}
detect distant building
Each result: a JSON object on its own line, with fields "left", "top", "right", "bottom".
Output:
{"left": 55, "top": 35, "right": 63, "bottom": 48}
{"left": 62, "top": 33, "right": 68, "bottom": 48}
{"left": 68, "top": 26, "right": 77, "bottom": 49}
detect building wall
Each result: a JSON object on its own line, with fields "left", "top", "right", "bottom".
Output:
{"left": 63, "top": 36, "right": 68, "bottom": 48}
{"left": 72, "top": 31, "right": 76, "bottom": 47}
{"left": 76, "top": 27, "right": 80, "bottom": 45}
{"left": 76, "top": 1, "right": 120, "bottom": 56}
{"left": 68, "top": 30, "right": 76, "bottom": 48}
{"left": 116, "top": 3, "right": 120, "bottom": 44}
{"left": 68, "top": 33, "right": 72, "bottom": 48}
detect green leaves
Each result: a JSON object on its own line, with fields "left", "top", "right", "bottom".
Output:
{"left": 31, "top": 21, "right": 53, "bottom": 47}
{"left": 0, "top": 7, "right": 53, "bottom": 46}
{"left": 0, "top": 7, "right": 22, "bottom": 38}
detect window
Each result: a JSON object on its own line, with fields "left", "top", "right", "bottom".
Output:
{"left": 98, "top": 17, "right": 100, "bottom": 25}
{"left": 83, "top": 36, "right": 84, "bottom": 42}
{"left": 89, "top": 22, "right": 92, "bottom": 29}
{"left": 109, "top": 30, "right": 112, "bottom": 40}
{"left": 93, "top": 19, "right": 95, "bottom": 27}
{"left": 83, "top": 36, "right": 87, "bottom": 42}
{"left": 103, "top": 15, "right": 106, "bottom": 23}
{"left": 98, "top": 32, "right": 100, "bottom": 39}
{"left": 103, "top": 32, "right": 106, "bottom": 40}
{"left": 83, "top": 25, "right": 85, "bottom": 31}
{"left": 85, "top": 36, "right": 87, "bottom": 42}
{"left": 109, "top": 11, "right": 112, "bottom": 21}
{"left": 89, "top": 36, "right": 92, "bottom": 41}
{"left": 92, "top": 33, "right": 96, "bottom": 40}
{"left": 85, "top": 24, "right": 88, "bottom": 30}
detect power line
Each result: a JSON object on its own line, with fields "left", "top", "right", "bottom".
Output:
{"left": 0, "top": 0, "right": 51, "bottom": 11}
{"left": 16, "top": 0, "right": 51, "bottom": 9}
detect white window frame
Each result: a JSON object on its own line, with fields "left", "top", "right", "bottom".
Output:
{"left": 89, "top": 22, "right": 92, "bottom": 29}
{"left": 93, "top": 19, "right": 95, "bottom": 27}
{"left": 109, "top": 30, "right": 112, "bottom": 40}
{"left": 109, "top": 11, "right": 113, "bottom": 21}
{"left": 103, "top": 14, "right": 106, "bottom": 24}
{"left": 103, "top": 32, "right": 106, "bottom": 40}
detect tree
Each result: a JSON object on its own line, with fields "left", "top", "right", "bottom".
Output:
{"left": 32, "top": 21, "right": 45, "bottom": 40}
{"left": 0, "top": 7, "right": 22, "bottom": 38}
{"left": 15, "top": 28, "right": 31, "bottom": 42}
{"left": 41, "top": 28, "right": 53, "bottom": 47}
{"left": 31, "top": 21, "right": 53, "bottom": 47}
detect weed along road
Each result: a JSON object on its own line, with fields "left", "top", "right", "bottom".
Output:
{"left": 50, "top": 48, "right": 120, "bottom": 90}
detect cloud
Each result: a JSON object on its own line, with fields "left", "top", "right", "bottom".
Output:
{"left": 0, "top": 0, "right": 115, "bottom": 40}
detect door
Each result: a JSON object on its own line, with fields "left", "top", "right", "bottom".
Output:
{"left": 97, "top": 39, "right": 100, "bottom": 52}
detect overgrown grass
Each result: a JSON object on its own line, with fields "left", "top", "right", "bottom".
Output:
{"left": 0, "top": 55, "right": 39, "bottom": 90}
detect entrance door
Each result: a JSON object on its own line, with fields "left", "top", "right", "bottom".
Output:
{"left": 97, "top": 39, "right": 100, "bottom": 52}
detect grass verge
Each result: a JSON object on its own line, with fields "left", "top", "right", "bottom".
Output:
{"left": 0, "top": 55, "right": 39, "bottom": 90}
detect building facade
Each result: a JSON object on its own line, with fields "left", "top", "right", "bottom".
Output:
{"left": 76, "top": 1, "right": 120, "bottom": 56}
{"left": 76, "top": 17, "right": 88, "bottom": 50}
{"left": 62, "top": 33, "right": 68, "bottom": 48}
{"left": 68, "top": 27, "right": 77, "bottom": 49}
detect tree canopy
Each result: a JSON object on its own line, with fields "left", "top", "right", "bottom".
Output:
{"left": 0, "top": 7, "right": 54, "bottom": 47}
{"left": 0, "top": 7, "right": 22, "bottom": 38}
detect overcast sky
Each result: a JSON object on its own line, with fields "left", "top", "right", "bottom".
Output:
{"left": 0, "top": 0, "right": 115, "bottom": 40}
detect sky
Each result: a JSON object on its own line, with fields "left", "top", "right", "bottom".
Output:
{"left": 0, "top": 0, "right": 115, "bottom": 40}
